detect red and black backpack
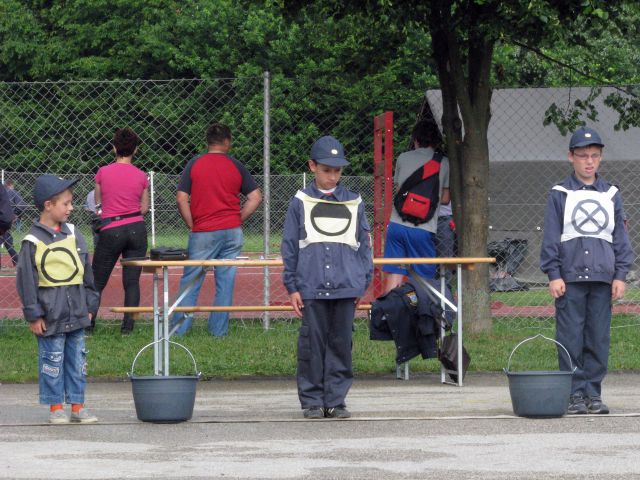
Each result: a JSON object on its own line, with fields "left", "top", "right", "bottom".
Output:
{"left": 393, "top": 151, "right": 443, "bottom": 225}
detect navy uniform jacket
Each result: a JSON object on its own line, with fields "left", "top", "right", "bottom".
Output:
{"left": 540, "top": 174, "right": 634, "bottom": 284}
{"left": 281, "top": 181, "right": 373, "bottom": 300}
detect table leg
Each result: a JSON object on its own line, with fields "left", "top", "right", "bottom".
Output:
{"left": 153, "top": 269, "right": 160, "bottom": 375}
{"left": 456, "top": 263, "right": 463, "bottom": 386}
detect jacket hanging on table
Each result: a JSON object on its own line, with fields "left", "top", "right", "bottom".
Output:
{"left": 369, "top": 278, "right": 454, "bottom": 364}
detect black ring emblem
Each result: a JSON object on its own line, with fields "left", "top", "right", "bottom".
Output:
{"left": 310, "top": 203, "right": 353, "bottom": 237}
{"left": 40, "top": 247, "right": 80, "bottom": 283}
{"left": 571, "top": 199, "right": 609, "bottom": 235}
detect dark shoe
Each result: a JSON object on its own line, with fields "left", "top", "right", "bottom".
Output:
{"left": 567, "top": 394, "right": 588, "bottom": 415}
{"left": 324, "top": 407, "right": 351, "bottom": 419}
{"left": 120, "top": 320, "right": 134, "bottom": 335}
{"left": 303, "top": 407, "right": 324, "bottom": 419}
{"left": 586, "top": 396, "right": 610, "bottom": 414}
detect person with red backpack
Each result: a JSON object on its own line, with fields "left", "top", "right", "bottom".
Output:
{"left": 383, "top": 120, "right": 450, "bottom": 293}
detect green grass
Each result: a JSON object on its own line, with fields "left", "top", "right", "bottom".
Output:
{"left": 2, "top": 315, "right": 640, "bottom": 383}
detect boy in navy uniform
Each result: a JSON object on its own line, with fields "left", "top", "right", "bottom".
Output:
{"left": 282, "top": 136, "right": 373, "bottom": 419}
{"left": 541, "top": 127, "right": 634, "bottom": 415}
{"left": 16, "top": 175, "right": 100, "bottom": 424}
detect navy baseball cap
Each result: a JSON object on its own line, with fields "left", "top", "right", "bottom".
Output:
{"left": 569, "top": 127, "right": 604, "bottom": 149}
{"left": 33, "top": 174, "right": 79, "bottom": 209}
{"left": 310, "top": 136, "right": 349, "bottom": 167}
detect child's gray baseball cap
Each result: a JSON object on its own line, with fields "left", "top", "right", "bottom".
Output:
{"left": 310, "top": 136, "right": 349, "bottom": 167}
{"left": 33, "top": 174, "right": 79, "bottom": 209}
{"left": 569, "top": 127, "right": 604, "bottom": 149}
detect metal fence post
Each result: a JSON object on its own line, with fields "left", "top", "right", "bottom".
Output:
{"left": 149, "top": 170, "right": 156, "bottom": 248}
{"left": 263, "top": 71, "right": 271, "bottom": 330}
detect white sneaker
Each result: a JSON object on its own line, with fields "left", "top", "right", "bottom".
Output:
{"left": 49, "top": 409, "right": 70, "bottom": 424}
{"left": 70, "top": 408, "right": 98, "bottom": 424}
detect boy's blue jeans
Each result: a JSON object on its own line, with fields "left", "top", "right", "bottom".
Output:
{"left": 171, "top": 228, "right": 243, "bottom": 337}
{"left": 37, "top": 328, "right": 87, "bottom": 405}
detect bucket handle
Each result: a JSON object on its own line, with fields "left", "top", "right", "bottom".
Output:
{"left": 505, "top": 333, "right": 575, "bottom": 373}
{"left": 129, "top": 340, "right": 200, "bottom": 377}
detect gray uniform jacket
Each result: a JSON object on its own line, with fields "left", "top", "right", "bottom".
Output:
{"left": 282, "top": 182, "right": 373, "bottom": 300}
{"left": 540, "top": 174, "right": 635, "bottom": 284}
{"left": 16, "top": 221, "right": 100, "bottom": 335}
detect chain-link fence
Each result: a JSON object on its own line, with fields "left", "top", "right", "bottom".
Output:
{"left": 1, "top": 78, "right": 639, "bottom": 332}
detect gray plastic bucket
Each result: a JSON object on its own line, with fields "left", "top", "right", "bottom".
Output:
{"left": 503, "top": 334, "right": 575, "bottom": 418}
{"left": 129, "top": 341, "right": 200, "bottom": 423}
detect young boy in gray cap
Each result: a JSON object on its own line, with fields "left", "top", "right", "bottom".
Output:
{"left": 541, "top": 127, "right": 634, "bottom": 415}
{"left": 282, "top": 136, "right": 373, "bottom": 419}
{"left": 16, "top": 174, "right": 100, "bottom": 424}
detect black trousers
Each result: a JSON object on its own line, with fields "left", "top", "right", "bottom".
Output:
{"left": 555, "top": 282, "right": 612, "bottom": 398}
{"left": 297, "top": 298, "right": 356, "bottom": 409}
{"left": 92, "top": 221, "right": 148, "bottom": 325}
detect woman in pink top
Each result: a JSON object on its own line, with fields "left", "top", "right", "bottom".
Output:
{"left": 91, "top": 128, "right": 150, "bottom": 334}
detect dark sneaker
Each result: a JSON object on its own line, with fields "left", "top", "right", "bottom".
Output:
{"left": 586, "top": 397, "right": 610, "bottom": 414}
{"left": 324, "top": 407, "right": 351, "bottom": 419}
{"left": 303, "top": 407, "right": 324, "bottom": 419}
{"left": 567, "top": 394, "right": 588, "bottom": 415}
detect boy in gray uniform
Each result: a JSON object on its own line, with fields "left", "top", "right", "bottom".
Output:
{"left": 282, "top": 136, "right": 373, "bottom": 419}
{"left": 16, "top": 175, "right": 100, "bottom": 424}
{"left": 540, "top": 127, "right": 634, "bottom": 415}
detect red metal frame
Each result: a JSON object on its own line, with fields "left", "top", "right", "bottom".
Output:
{"left": 372, "top": 111, "right": 393, "bottom": 298}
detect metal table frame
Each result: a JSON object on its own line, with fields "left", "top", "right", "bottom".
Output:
{"left": 118, "top": 257, "right": 494, "bottom": 384}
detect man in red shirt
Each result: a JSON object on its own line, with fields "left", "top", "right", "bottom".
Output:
{"left": 173, "top": 123, "right": 262, "bottom": 336}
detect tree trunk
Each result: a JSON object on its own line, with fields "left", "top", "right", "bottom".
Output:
{"left": 459, "top": 129, "right": 492, "bottom": 333}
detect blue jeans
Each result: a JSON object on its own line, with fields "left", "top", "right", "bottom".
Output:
{"left": 172, "top": 228, "right": 243, "bottom": 336}
{"left": 37, "top": 328, "right": 87, "bottom": 405}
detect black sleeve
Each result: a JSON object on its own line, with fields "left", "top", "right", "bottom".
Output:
{"left": 177, "top": 155, "right": 201, "bottom": 194}
{"left": 229, "top": 156, "right": 259, "bottom": 195}
{"left": 0, "top": 186, "right": 14, "bottom": 233}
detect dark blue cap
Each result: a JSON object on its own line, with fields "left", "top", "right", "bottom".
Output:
{"left": 310, "top": 136, "right": 349, "bottom": 167}
{"left": 570, "top": 127, "right": 604, "bottom": 149}
{"left": 33, "top": 174, "right": 79, "bottom": 209}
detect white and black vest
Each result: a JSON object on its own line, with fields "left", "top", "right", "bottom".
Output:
{"left": 552, "top": 185, "right": 617, "bottom": 243}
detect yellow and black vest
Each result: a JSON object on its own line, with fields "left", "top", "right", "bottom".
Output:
{"left": 24, "top": 224, "right": 84, "bottom": 287}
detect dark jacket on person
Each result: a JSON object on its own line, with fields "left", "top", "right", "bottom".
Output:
{"left": 281, "top": 181, "right": 373, "bottom": 300}
{"left": 0, "top": 185, "right": 14, "bottom": 234}
{"left": 16, "top": 221, "right": 100, "bottom": 336}
{"left": 540, "top": 173, "right": 634, "bottom": 284}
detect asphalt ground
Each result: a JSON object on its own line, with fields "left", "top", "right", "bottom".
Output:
{"left": 2, "top": 372, "right": 640, "bottom": 479}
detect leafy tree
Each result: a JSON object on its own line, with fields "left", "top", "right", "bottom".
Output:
{"left": 328, "top": 0, "right": 638, "bottom": 332}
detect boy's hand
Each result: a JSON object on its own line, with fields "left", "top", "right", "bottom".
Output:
{"left": 548, "top": 279, "right": 566, "bottom": 298}
{"left": 289, "top": 292, "right": 304, "bottom": 317}
{"left": 612, "top": 279, "right": 626, "bottom": 301}
{"left": 29, "top": 318, "right": 47, "bottom": 336}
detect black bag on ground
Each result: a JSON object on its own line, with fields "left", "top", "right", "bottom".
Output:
{"left": 439, "top": 333, "right": 471, "bottom": 382}
{"left": 150, "top": 247, "right": 188, "bottom": 260}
